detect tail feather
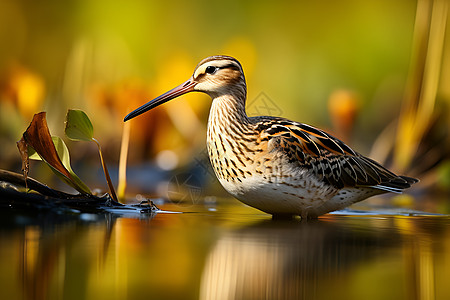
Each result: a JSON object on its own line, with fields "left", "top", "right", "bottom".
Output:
{"left": 372, "top": 175, "right": 419, "bottom": 194}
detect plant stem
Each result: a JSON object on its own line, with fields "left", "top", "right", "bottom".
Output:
{"left": 394, "top": 0, "right": 448, "bottom": 171}
{"left": 92, "top": 138, "right": 119, "bottom": 203}
{"left": 118, "top": 122, "right": 130, "bottom": 200}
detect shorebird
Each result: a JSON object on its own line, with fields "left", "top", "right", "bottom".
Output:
{"left": 124, "top": 55, "right": 418, "bottom": 218}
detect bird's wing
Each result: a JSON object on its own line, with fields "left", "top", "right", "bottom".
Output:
{"left": 257, "top": 118, "right": 417, "bottom": 191}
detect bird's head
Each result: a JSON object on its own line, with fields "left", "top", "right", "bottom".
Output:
{"left": 124, "top": 55, "right": 246, "bottom": 122}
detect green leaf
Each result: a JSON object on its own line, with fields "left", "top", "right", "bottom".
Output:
{"left": 28, "top": 146, "right": 40, "bottom": 160}
{"left": 52, "top": 136, "right": 91, "bottom": 194}
{"left": 65, "top": 109, "right": 94, "bottom": 142}
{"left": 28, "top": 137, "right": 91, "bottom": 195}
{"left": 64, "top": 109, "right": 118, "bottom": 201}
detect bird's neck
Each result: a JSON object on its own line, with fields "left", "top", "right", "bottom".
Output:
{"left": 208, "top": 93, "right": 250, "bottom": 130}
{"left": 206, "top": 92, "right": 254, "bottom": 182}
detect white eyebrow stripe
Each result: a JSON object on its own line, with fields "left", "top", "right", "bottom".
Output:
{"left": 193, "top": 61, "right": 241, "bottom": 79}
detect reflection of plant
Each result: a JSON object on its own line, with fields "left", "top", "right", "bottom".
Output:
{"left": 17, "top": 110, "right": 118, "bottom": 202}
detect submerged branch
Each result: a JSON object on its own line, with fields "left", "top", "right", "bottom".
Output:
{"left": 0, "top": 169, "right": 158, "bottom": 214}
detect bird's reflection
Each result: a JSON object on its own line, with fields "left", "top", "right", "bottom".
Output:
{"left": 2, "top": 208, "right": 448, "bottom": 300}
{"left": 200, "top": 217, "right": 402, "bottom": 300}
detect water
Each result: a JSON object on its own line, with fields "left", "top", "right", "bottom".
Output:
{"left": 1, "top": 198, "right": 450, "bottom": 300}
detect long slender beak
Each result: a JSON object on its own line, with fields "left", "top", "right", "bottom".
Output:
{"left": 124, "top": 79, "right": 197, "bottom": 122}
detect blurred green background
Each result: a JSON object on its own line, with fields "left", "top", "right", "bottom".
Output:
{"left": 0, "top": 0, "right": 449, "bottom": 197}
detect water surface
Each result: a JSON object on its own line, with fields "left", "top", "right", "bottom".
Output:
{"left": 1, "top": 199, "right": 449, "bottom": 300}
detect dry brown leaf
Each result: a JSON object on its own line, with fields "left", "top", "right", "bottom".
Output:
{"left": 16, "top": 136, "right": 29, "bottom": 189}
{"left": 22, "top": 112, "right": 73, "bottom": 180}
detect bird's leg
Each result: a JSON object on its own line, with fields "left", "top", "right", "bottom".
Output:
{"left": 271, "top": 213, "right": 296, "bottom": 221}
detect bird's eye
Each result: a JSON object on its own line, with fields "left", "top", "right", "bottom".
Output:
{"left": 205, "top": 66, "right": 217, "bottom": 74}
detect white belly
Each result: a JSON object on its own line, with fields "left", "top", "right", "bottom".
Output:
{"left": 219, "top": 174, "right": 381, "bottom": 217}
{"left": 218, "top": 170, "right": 339, "bottom": 217}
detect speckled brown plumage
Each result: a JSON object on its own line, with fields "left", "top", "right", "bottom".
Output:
{"left": 125, "top": 55, "right": 418, "bottom": 218}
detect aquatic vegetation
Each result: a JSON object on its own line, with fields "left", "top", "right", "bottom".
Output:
{"left": 17, "top": 110, "right": 118, "bottom": 201}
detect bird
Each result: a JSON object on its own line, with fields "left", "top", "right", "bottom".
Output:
{"left": 124, "top": 55, "right": 418, "bottom": 219}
